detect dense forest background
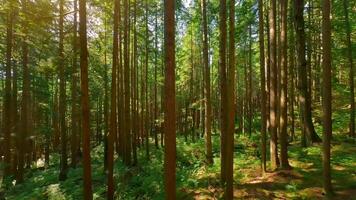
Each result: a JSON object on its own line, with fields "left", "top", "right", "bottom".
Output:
{"left": 0, "top": 0, "right": 355, "bottom": 199}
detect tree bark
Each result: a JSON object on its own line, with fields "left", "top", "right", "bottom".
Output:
{"left": 279, "top": 0, "right": 291, "bottom": 169}
{"left": 258, "top": 0, "right": 267, "bottom": 174}
{"left": 164, "top": 0, "right": 176, "bottom": 196}
{"left": 321, "top": 0, "right": 333, "bottom": 195}
{"left": 79, "top": 0, "right": 93, "bottom": 197}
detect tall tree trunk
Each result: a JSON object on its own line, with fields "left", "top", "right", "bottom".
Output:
{"left": 321, "top": 0, "right": 333, "bottom": 195}
{"left": 123, "top": 0, "right": 131, "bottom": 165}
{"left": 58, "top": 0, "right": 68, "bottom": 181}
{"left": 71, "top": 0, "right": 79, "bottom": 168}
{"left": 225, "top": 0, "right": 235, "bottom": 197}
{"left": 79, "top": 0, "right": 93, "bottom": 197}
{"left": 269, "top": 0, "right": 279, "bottom": 170}
{"left": 258, "top": 0, "right": 267, "bottom": 174}
{"left": 294, "top": 0, "right": 321, "bottom": 144}
{"left": 343, "top": 0, "right": 354, "bottom": 137}
{"left": 145, "top": 0, "right": 150, "bottom": 160}
{"left": 279, "top": 0, "right": 291, "bottom": 169}
{"left": 107, "top": 0, "right": 119, "bottom": 198}
{"left": 219, "top": 0, "right": 228, "bottom": 184}
{"left": 4, "top": 0, "right": 14, "bottom": 176}
{"left": 17, "top": 0, "right": 29, "bottom": 183}
{"left": 201, "top": 0, "right": 213, "bottom": 164}
{"left": 164, "top": 0, "right": 176, "bottom": 196}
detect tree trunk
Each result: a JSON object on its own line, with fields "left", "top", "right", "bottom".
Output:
{"left": 225, "top": 0, "right": 235, "bottom": 197}
{"left": 164, "top": 0, "right": 176, "bottom": 196}
{"left": 219, "top": 0, "right": 228, "bottom": 184}
{"left": 269, "top": 0, "right": 279, "bottom": 170}
{"left": 79, "top": 0, "right": 93, "bottom": 197}
{"left": 201, "top": 0, "right": 213, "bottom": 165}
{"left": 294, "top": 0, "right": 321, "bottom": 144}
{"left": 58, "top": 0, "right": 68, "bottom": 181}
{"left": 321, "top": 0, "right": 333, "bottom": 195}
{"left": 279, "top": 0, "right": 291, "bottom": 169}
{"left": 258, "top": 0, "right": 267, "bottom": 174}
{"left": 4, "top": 0, "right": 14, "bottom": 176}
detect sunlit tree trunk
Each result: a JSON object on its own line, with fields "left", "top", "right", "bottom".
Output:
{"left": 201, "top": 0, "right": 213, "bottom": 164}
{"left": 279, "top": 0, "right": 291, "bottom": 169}
{"left": 258, "top": 0, "right": 267, "bottom": 174}
{"left": 269, "top": 0, "right": 279, "bottom": 170}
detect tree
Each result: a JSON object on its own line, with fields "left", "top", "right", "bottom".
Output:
{"left": 258, "top": 0, "right": 267, "bottom": 173}
{"left": 294, "top": 0, "right": 321, "bottom": 145}
{"left": 226, "top": 0, "right": 235, "bottom": 197}
{"left": 17, "top": 0, "right": 30, "bottom": 184}
{"left": 58, "top": 0, "right": 68, "bottom": 181}
{"left": 70, "top": 0, "right": 80, "bottom": 168}
{"left": 79, "top": 0, "right": 93, "bottom": 197}
{"left": 3, "top": 0, "right": 14, "bottom": 176}
{"left": 321, "top": 0, "right": 333, "bottom": 195}
{"left": 107, "top": 0, "right": 120, "bottom": 198}
{"left": 279, "top": 0, "right": 291, "bottom": 169}
{"left": 269, "top": 0, "right": 279, "bottom": 170}
{"left": 164, "top": 0, "right": 176, "bottom": 196}
{"left": 219, "top": 0, "right": 228, "bottom": 183}
{"left": 201, "top": 0, "right": 213, "bottom": 165}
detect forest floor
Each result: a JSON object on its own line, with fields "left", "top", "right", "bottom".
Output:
{"left": 2, "top": 132, "right": 356, "bottom": 200}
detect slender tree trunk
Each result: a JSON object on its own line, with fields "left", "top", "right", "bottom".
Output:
{"left": 225, "top": 0, "right": 235, "bottom": 197}
{"left": 17, "top": 0, "right": 29, "bottom": 183}
{"left": 343, "top": 0, "right": 354, "bottom": 137}
{"left": 321, "top": 0, "right": 333, "bottom": 195}
{"left": 58, "top": 0, "right": 68, "bottom": 181}
{"left": 269, "top": 0, "right": 279, "bottom": 170}
{"left": 258, "top": 0, "right": 267, "bottom": 174}
{"left": 201, "top": 0, "right": 213, "bottom": 165}
{"left": 145, "top": 0, "right": 150, "bottom": 160}
{"left": 71, "top": 0, "right": 79, "bottom": 168}
{"left": 279, "top": 0, "right": 291, "bottom": 169}
{"left": 79, "top": 0, "right": 93, "bottom": 197}
{"left": 107, "top": 0, "right": 119, "bottom": 198}
{"left": 164, "top": 0, "right": 176, "bottom": 196}
{"left": 4, "top": 0, "right": 14, "bottom": 176}
{"left": 219, "top": 0, "right": 228, "bottom": 183}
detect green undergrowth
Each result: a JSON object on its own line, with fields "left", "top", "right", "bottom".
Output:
{"left": 4, "top": 127, "right": 356, "bottom": 200}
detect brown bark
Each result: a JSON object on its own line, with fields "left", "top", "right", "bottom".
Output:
{"left": 107, "top": 0, "right": 119, "bottom": 198}
{"left": 4, "top": 0, "right": 14, "bottom": 176}
{"left": 321, "top": 0, "right": 333, "bottom": 194}
{"left": 269, "top": 0, "right": 279, "bottom": 170}
{"left": 79, "top": 0, "right": 93, "bottom": 197}
{"left": 294, "top": 0, "right": 321, "bottom": 144}
{"left": 201, "top": 0, "right": 213, "bottom": 165}
{"left": 58, "top": 0, "right": 68, "bottom": 181}
{"left": 225, "top": 0, "right": 235, "bottom": 197}
{"left": 258, "top": 0, "right": 267, "bottom": 173}
{"left": 17, "top": 0, "right": 30, "bottom": 183}
{"left": 279, "top": 0, "right": 291, "bottom": 169}
{"left": 164, "top": 0, "right": 176, "bottom": 196}
{"left": 71, "top": 0, "right": 79, "bottom": 168}
{"left": 219, "top": 0, "right": 228, "bottom": 183}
